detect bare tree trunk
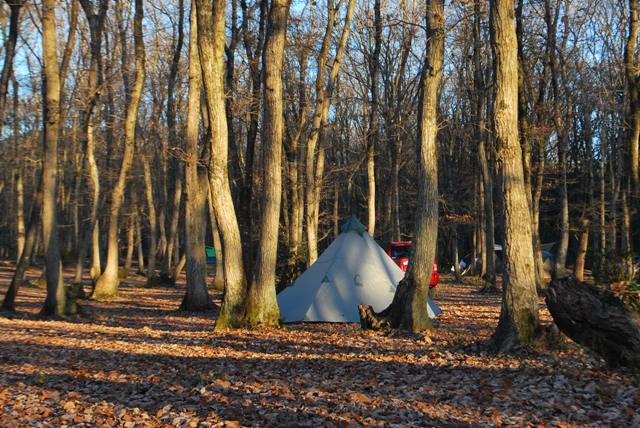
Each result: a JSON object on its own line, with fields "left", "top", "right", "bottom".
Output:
{"left": 489, "top": 0, "right": 539, "bottom": 352}
{"left": 181, "top": 3, "right": 213, "bottom": 311}
{"left": 239, "top": 0, "right": 267, "bottom": 271}
{"left": 135, "top": 209, "right": 146, "bottom": 274}
{"left": 162, "top": 174, "right": 183, "bottom": 282}
{"left": 361, "top": 0, "right": 444, "bottom": 332}
{"left": 0, "top": 0, "right": 25, "bottom": 131}
{"left": 599, "top": 128, "right": 607, "bottom": 275}
{"left": 93, "top": 0, "right": 145, "bottom": 300}
{"left": 574, "top": 217, "right": 590, "bottom": 282}
{"left": 208, "top": 188, "right": 225, "bottom": 291}
{"left": 162, "top": 0, "right": 185, "bottom": 282}
{"left": 74, "top": 0, "right": 109, "bottom": 286}
{"left": 473, "top": 0, "right": 496, "bottom": 288}
{"left": 516, "top": 0, "right": 543, "bottom": 288}
{"left": 244, "top": 0, "right": 290, "bottom": 328}
{"left": 3, "top": 178, "right": 43, "bottom": 311}
{"left": 13, "top": 79, "right": 25, "bottom": 262}
{"left": 626, "top": 0, "right": 640, "bottom": 199}
{"left": 197, "top": 0, "right": 248, "bottom": 329}
{"left": 545, "top": 0, "right": 570, "bottom": 272}
{"left": 366, "top": 0, "right": 382, "bottom": 236}
{"left": 622, "top": 189, "right": 634, "bottom": 278}
{"left": 40, "top": 0, "right": 66, "bottom": 316}
{"left": 305, "top": 0, "right": 356, "bottom": 265}
{"left": 123, "top": 203, "right": 136, "bottom": 277}
{"left": 141, "top": 156, "right": 159, "bottom": 283}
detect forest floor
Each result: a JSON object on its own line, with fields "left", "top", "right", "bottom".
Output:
{"left": 0, "top": 262, "right": 638, "bottom": 427}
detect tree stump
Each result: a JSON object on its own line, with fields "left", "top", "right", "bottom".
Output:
{"left": 545, "top": 276, "right": 640, "bottom": 369}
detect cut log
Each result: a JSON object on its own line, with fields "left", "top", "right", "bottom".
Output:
{"left": 545, "top": 276, "right": 640, "bottom": 368}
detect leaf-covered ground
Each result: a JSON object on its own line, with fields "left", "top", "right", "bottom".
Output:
{"left": 0, "top": 262, "right": 638, "bottom": 427}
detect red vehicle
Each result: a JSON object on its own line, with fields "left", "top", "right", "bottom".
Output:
{"left": 385, "top": 241, "right": 439, "bottom": 287}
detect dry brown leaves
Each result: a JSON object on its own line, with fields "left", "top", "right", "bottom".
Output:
{"left": 0, "top": 264, "right": 638, "bottom": 427}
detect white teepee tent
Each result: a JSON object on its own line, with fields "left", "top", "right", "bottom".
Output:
{"left": 277, "top": 217, "right": 442, "bottom": 323}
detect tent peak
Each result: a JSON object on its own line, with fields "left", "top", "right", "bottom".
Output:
{"left": 340, "top": 216, "right": 367, "bottom": 235}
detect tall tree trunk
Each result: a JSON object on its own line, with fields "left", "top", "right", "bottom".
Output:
{"left": 489, "top": 0, "right": 539, "bottom": 352}
{"left": 0, "top": 0, "right": 25, "bottom": 132}
{"left": 474, "top": 0, "right": 496, "bottom": 288}
{"left": 516, "top": 0, "right": 543, "bottom": 288}
{"left": 142, "top": 156, "right": 159, "bottom": 283}
{"left": 181, "top": 3, "right": 213, "bottom": 311}
{"left": 40, "top": 0, "right": 66, "bottom": 316}
{"left": 3, "top": 178, "right": 43, "bottom": 311}
{"left": 366, "top": 0, "right": 382, "bottom": 236}
{"left": 162, "top": 0, "right": 185, "bottom": 281}
{"left": 573, "top": 217, "right": 590, "bottom": 282}
{"left": 363, "top": 0, "right": 444, "bottom": 332}
{"left": 123, "top": 201, "right": 136, "bottom": 277}
{"left": 74, "top": 0, "right": 109, "bottom": 286}
{"left": 545, "top": 0, "right": 570, "bottom": 272}
{"left": 135, "top": 209, "right": 146, "bottom": 274}
{"left": 197, "top": 0, "right": 248, "bottom": 329}
{"left": 93, "top": 0, "right": 145, "bottom": 299}
{"left": 305, "top": 0, "right": 356, "bottom": 266}
{"left": 598, "top": 127, "right": 607, "bottom": 275}
{"left": 13, "top": 78, "right": 25, "bottom": 262}
{"left": 626, "top": 0, "right": 640, "bottom": 199}
{"left": 245, "top": 0, "right": 290, "bottom": 328}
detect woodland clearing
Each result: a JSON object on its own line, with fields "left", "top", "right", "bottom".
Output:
{"left": 0, "top": 263, "right": 638, "bottom": 427}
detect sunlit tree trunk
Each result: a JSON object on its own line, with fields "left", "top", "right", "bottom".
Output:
{"left": 366, "top": 0, "right": 382, "bottom": 236}
{"left": 181, "top": 3, "right": 213, "bottom": 311}
{"left": 489, "top": 0, "right": 539, "bottom": 352}
{"left": 197, "top": 0, "right": 248, "bottom": 329}
{"left": 244, "top": 0, "right": 290, "bottom": 327}
{"left": 12, "top": 79, "right": 25, "bottom": 262}
{"left": 74, "top": 0, "right": 108, "bottom": 286}
{"left": 363, "top": 0, "right": 444, "bottom": 332}
{"left": 40, "top": 0, "right": 66, "bottom": 316}
{"left": 626, "top": 0, "right": 640, "bottom": 199}
{"left": 93, "top": 0, "right": 145, "bottom": 300}
{"left": 574, "top": 217, "right": 590, "bottom": 282}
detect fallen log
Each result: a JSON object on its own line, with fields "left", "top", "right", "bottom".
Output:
{"left": 545, "top": 276, "right": 640, "bottom": 369}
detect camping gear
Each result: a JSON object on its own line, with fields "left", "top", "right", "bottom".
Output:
{"left": 205, "top": 246, "right": 216, "bottom": 264}
{"left": 384, "top": 241, "right": 439, "bottom": 287}
{"left": 277, "top": 217, "right": 442, "bottom": 323}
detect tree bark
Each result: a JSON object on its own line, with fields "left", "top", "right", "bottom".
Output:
{"left": 474, "top": 0, "right": 496, "bottom": 289}
{"left": 142, "top": 156, "right": 158, "bottom": 284}
{"left": 546, "top": 276, "right": 640, "bottom": 369}
{"left": 197, "top": 0, "right": 248, "bottom": 329}
{"left": 244, "top": 0, "right": 290, "bottom": 328}
{"left": 488, "top": 0, "right": 539, "bottom": 352}
{"left": 626, "top": 0, "right": 640, "bottom": 199}
{"left": 74, "top": 0, "right": 109, "bottom": 286}
{"left": 181, "top": 3, "right": 213, "bottom": 311}
{"left": 0, "top": 0, "right": 25, "bottom": 132}
{"left": 40, "top": 0, "right": 66, "bottom": 316}
{"left": 361, "top": 0, "right": 444, "bottom": 332}
{"left": 93, "top": 0, "right": 145, "bottom": 300}
{"left": 162, "top": 0, "right": 185, "bottom": 282}
{"left": 305, "top": 0, "right": 356, "bottom": 266}
{"left": 366, "top": 0, "right": 382, "bottom": 237}
{"left": 573, "top": 217, "right": 590, "bottom": 282}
